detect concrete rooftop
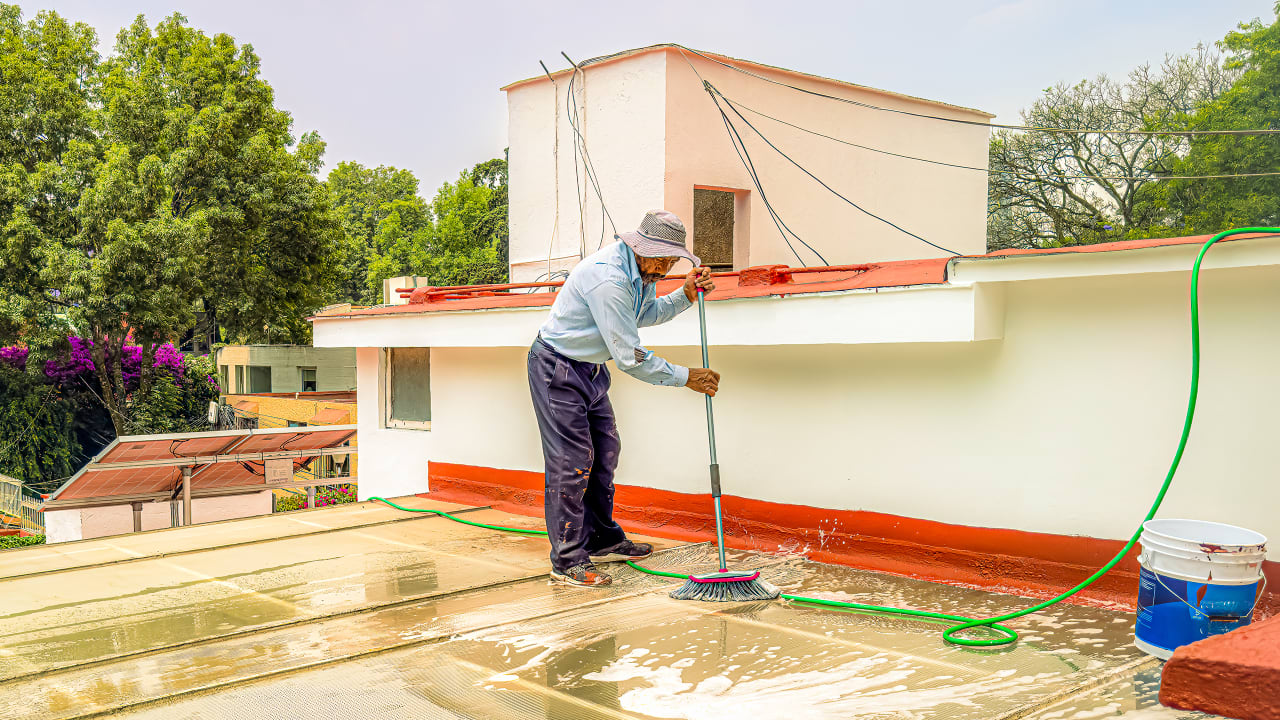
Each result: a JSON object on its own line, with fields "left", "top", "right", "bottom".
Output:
{"left": 0, "top": 499, "right": 1220, "bottom": 719}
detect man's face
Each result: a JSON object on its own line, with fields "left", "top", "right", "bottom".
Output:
{"left": 636, "top": 256, "right": 679, "bottom": 284}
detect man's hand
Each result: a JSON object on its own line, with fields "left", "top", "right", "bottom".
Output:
{"left": 683, "top": 267, "right": 715, "bottom": 303}
{"left": 685, "top": 367, "right": 720, "bottom": 396}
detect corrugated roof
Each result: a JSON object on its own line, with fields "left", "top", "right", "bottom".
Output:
{"left": 44, "top": 426, "right": 356, "bottom": 508}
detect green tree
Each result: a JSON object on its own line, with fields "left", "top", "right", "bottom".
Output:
{"left": 987, "top": 46, "right": 1237, "bottom": 249}
{"left": 0, "top": 368, "right": 77, "bottom": 489}
{"left": 0, "top": 8, "right": 340, "bottom": 434}
{"left": 0, "top": 6, "right": 97, "bottom": 348}
{"left": 354, "top": 158, "right": 509, "bottom": 302}
{"left": 325, "top": 162, "right": 427, "bottom": 304}
{"left": 1159, "top": 7, "right": 1280, "bottom": 231}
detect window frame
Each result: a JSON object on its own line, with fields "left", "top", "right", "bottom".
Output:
{"left": 382, "top": 347, "right": 432, "bottom": 431}
{"left": 692, "top": 185, "right": 747, "bottom": 272}
{"left": 299, "top": 366, "right": 317, "bottom": 392}
{"left": 247, "top": 365, "right": 273, "bottom": 394}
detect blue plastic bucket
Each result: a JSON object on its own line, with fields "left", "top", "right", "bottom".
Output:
{"left": 1135, "top": 519, "right": 1267, "bottom": 660}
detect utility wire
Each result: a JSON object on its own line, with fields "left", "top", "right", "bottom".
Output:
{"left": 706, "top": 90, "right": 827, "bottom": 265}
{"left": 677, "top": 47, "right": 961, "bottom": 258}
{"left": 725, "top": 94, "right": 1280, "bottom": 182}
{"left": 709, "top": 82, "right": 963, "bottom": 257}
{"left": 671, "top": 44, "right": 1280, "bottom": 137}
{"left": 0, "top": 384, "right": 59, "bottom": 460}
{"left": 674, "top": 48, "right": 827, "bottom": 265}
{"left": 563, "top": 54, "right": 617, "bottom": 250}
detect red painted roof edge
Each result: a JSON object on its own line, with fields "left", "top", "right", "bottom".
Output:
{"left": 310, "top": 232, "right": 1277, "bottom": 321}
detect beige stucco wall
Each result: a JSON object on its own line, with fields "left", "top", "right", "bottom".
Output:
{"left": 353, "top": 260, "right": 1280, "bottom": 560}
{"left": 662, "top": 48, "right": 990, "bottom": 266}
{"left": 505, "top": 48, "right": 990, "bottom": 282}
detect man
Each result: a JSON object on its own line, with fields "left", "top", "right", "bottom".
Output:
{"left": 529, "top": 210, "right": 719, "bottom": 587}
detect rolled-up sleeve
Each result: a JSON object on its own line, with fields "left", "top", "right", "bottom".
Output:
{"left": 584, "top": 279, "right": 689, "bottom": 387}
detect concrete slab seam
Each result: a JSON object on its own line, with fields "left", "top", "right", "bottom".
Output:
{"left": 0, "top": 505, "right": 494, "bottom": 583}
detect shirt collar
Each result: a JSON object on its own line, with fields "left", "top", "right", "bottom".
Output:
{"left": 618, "top": 241, "right": 642, "bottom": 286}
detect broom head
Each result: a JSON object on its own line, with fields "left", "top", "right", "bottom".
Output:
{"left": 669, "top": 569, "right": 781, "bottom": 602}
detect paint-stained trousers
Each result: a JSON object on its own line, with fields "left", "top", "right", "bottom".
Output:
{"left": 528, "top": 337, "right": 626, "bottom": 573}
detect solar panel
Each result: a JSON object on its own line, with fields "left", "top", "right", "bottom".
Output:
{"left": 46, "top": 426, "right": 356, "bottom": 507}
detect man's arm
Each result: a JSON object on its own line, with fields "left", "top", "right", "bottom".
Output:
{"left": 584, "top": 279, "right": 689, "bottom": 387}
{"left": 637, "top": 267, "right": 714, "bottom": 328}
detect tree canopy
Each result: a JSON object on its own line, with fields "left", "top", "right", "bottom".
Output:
{"left": 332, "top": 157, "right": 509, "bottom": 303}
{"left": 987, "top": 6, "right": 1280, "bottom": 250}
{"left": 0, "top": 7, "right": 339, "bottom": 434}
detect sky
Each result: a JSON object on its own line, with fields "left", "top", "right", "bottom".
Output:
{"left": 26, "top": 0, "right": 1280, "bottom": 195}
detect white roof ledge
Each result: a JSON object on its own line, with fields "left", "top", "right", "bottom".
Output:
{"left": 312, "top": 284, "right": 1004, "bottom": 349}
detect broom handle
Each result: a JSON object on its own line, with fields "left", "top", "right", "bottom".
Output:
{"left": 696, "top": 288, "right": 728, "bottom": 572}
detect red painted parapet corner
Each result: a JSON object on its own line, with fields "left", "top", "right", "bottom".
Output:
{"left": 422, "top": 461, "right": 1280, "bottom": 614}
{"left": 1160, "top": 614, "right": 1280, "bottom": 720}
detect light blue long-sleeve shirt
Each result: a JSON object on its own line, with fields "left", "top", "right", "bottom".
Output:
{"left": 538, "top": 241, "right": 692, "bottom": 387}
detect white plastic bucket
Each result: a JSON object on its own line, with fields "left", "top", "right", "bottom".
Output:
{"left": 1135, "top": 519, "right": 1267, "bottom": 659}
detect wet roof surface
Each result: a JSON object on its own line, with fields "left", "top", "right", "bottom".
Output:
{"left": 0, "top": 499, "right": 1218, "bottom": 719}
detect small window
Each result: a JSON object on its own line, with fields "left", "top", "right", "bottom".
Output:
{"left": 287, "top": 420, "right": 306, "bottom": 428}
{"left": 384, "top": 348, "right": 431, "bottom": 429}
{"left": 219, "top": 365, "right": 229, "bottom": 391}
{"left": 248, "top": 365, "right": 272, "bottom": 393}
{"left": 693, "top": 188, "right": 735, "bottom": 271}
{"left": 300, "top": 367, "right": 317, "bottom": 392}
{"left": 234, "top": 365, "right": 245, "bottom": 394}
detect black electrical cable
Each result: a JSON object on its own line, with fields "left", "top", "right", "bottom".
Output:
{"left": 567, "top": 71, "right": 607, "bottom": 249}
{"left": 670, "top": 47, "right": 828, "bottom": 266}
{"left": 725, "top": 94, "right": 1280, "bottom": 182}
{"left": 564, "top": 65, "right": 617, "bottom": 249}
{"left": 710, "top": 83, "right": 962, "bottom": 257}
{"left": 565, "top": 71, "right": 588, "bottom": 256}
{"left": 706, "top": 90, "right": 827, "bottom": 266}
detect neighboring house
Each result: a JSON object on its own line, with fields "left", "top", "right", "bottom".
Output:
{"left": 222, "top": 391, "right": 358, "bottom": 485}
{"left": 503, "top": 44, "right": 992, "bottom": 282}
{"left": 214, "top": 345, "right": 356, "bottom": 395}
{"left": 40, "top": 425, "right": 356, "bottom": 543}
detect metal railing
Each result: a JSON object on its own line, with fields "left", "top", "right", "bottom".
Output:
{"left": 1, "top": 477, "right": 44, "bottom": 534}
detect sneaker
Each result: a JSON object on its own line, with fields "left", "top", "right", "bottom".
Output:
{"left": 550, "top": 563, "right": 613, "bottom": 588}
{"left": 589, "top": 539, "right": 653, "bottom": 563}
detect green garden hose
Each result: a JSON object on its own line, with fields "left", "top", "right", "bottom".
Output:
{"left": 368, "top": 497, "right": 548, "bottom": 535}
{"left": 374, "top": 227, "right": 1280, "bottom": 648}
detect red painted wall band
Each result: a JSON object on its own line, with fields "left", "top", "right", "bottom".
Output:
{"left": 424, "top": 461, "right": 1277, "bottom": 616}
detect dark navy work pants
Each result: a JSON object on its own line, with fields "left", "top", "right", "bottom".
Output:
{"left": 527, "top": 337, "right": 626, "bottom": 572}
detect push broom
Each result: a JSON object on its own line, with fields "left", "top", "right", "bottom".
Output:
{"left": 669, "top": 286, "right": 781, "bottom": 602}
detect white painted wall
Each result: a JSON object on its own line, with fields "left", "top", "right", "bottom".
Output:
{"left": 505, "top": 47, "right": 990, "bottom": 283}
{"left": 507, "top": 51, "right": 668, "bottom": 283}
{"left": 352, "top": 347, "right": 433, "bottom": 501}
{"left": 342, "top": 260, "right": 1280, "bottom": 560}
{"left": 43, "top": 508, "right": 82, "bottom": 543}
{"left": 312, "top": 284, "right": 1000, "bottom": 351}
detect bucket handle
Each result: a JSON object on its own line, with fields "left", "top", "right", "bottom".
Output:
{"left": 1149, "top": 572, "right": 1268, "bottom": 621}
